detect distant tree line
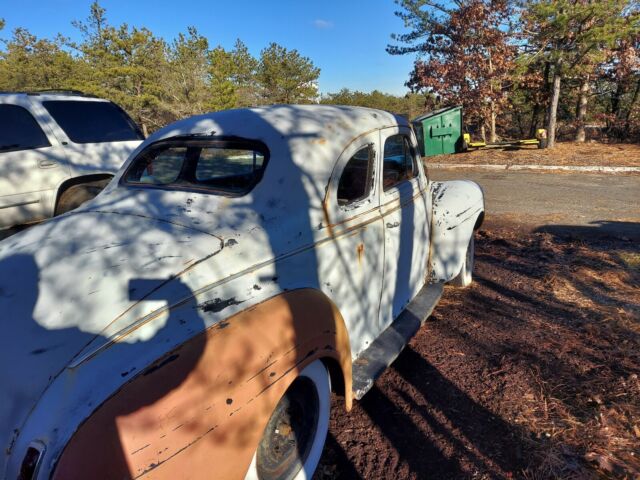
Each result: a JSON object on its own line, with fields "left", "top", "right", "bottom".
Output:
{"left": 0, "top": 2, "right": 322, "bottom": 134}
{"left": 0, "top": 2, "right": 432, "bottom": 136}
{"left": 319, "top": 89, "right": 434, "bottom": 119}
{"left": 389, "top": 0, "right": 640, "bottom": 147}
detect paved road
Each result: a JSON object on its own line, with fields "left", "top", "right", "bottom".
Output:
{"left": 430, "top": 168, "right": 640, "bottom": 238}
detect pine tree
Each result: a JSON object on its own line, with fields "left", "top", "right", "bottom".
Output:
{"left": 521, "top": 0, "right": 638, "bottom": 146}
{"left": 256, "top": 43, "right": 320, "bottom": 104}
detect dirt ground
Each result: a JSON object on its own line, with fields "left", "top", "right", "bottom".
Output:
{"left": 316, "top": 219, "right": 640, "bottom": 479}
{"left": 435, "top": 142, "right": 640, "bottom": 167}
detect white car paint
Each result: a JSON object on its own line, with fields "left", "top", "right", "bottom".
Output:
{"left": 0, "top": 92, "right": 142, "bottom": 228}
{"left": 0, "top": 105, "right": 484, "bottom": 479}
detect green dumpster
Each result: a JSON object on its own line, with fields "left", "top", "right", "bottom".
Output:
{"left": 412, "top": 106, "right": 464, "bottom": 157}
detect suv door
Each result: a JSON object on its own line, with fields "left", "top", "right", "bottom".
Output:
{"left": 40, "top": 99, "right": 143, "bottom": 177}
{"left": 378, "top": 127, "right": 430, "bottom": 331}
{"left": 0, "top": 100, "right": 70, "bottom": 228}
{"left": 319, "top": 131, "right": 385, "bottom": 358}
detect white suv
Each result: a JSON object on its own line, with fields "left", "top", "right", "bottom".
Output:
{"left": 0, "top": 91, "right": 143, "bottom": 229}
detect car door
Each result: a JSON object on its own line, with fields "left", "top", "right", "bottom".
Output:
{"left": 319, "top": 132, "right": 385, "bottom": 358}
{"left": 39, "top": 99, "right": 143, "bottom": 177}
{"left": 0, "top": 99, "right": 70, "bottom": 228}
{"left": 378, "top": 127, "right": 430, "bottom": 331}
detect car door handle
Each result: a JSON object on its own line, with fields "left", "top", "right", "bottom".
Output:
{"left": 38, "top": 159, "right": 57, "bottom": 168}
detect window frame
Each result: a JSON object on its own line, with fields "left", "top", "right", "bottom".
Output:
{"left": 336, "top": 143, "right": 377, "bottom": 208}
{"left": 120, "top": 135, "right": 270, "bottom": 197}
{"left": 0, "top": 104, "right": 51, "bottom": 153}
{"left": 382, "top": 133, "right": 418, "bottom": 192}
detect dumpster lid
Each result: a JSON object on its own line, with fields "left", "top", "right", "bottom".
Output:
{"left": 412, "top": 105, "right": 462, "bottom": 123}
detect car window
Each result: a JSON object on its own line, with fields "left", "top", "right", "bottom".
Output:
{"left": 133, "top": 147, "right": 187, "bottom": 185}
{"left": 337, "top": 145, "right": 375, "bottom": 207}
{"left": 42, "top": 101, "right": 143, "bottom": 144}
{"left": 124, "top": 139, "right": 268, "bottom": 196}
{"left": 0, "top": 105, "right": 50, "bottom": 153}
{"left": 383, "top": 134, "right": 417, "bottom": 191}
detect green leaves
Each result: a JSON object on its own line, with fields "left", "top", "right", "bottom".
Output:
{"left": 0, "top": 2, "right": 320, "bottom": 132}
{"left": 256, "top": 43, "right": 320, "bottom": 104}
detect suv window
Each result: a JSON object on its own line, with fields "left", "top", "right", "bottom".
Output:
{"left": 42, "top": 101, "right": 143, "bottom": 144}
{"left": 123, "top": 138, "right": 268, "bottom": 196}
{"left": 337, "top": 145, "right": 375, "bottom": 206}
{"left": 383, "top": 134, "right": 417, "bottom": 191}
{"left": 0, "top": 105, "right": 50, "bottom": 152}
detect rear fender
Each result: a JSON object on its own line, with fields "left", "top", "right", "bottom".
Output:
{"left": 428, "top": 180, "right": 484, "bottom": 283}
{"left": 52, "top": 288, "right": 352, "bottom": 480}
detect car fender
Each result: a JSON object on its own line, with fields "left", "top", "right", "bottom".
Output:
{"left": 52, "top": 288, "right": 352, "bottom": 480}
{"left": 428, "top": 180, "right": 484, "bottom": 283}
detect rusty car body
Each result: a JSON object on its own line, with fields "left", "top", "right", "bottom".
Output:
{"left": 0, "top": 105, "right": 484, "bottom": 479}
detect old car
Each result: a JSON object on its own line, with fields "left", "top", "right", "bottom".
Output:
{"left": 0, "top": 90, "right": 143, "bottom": 229}
{"left": 0, "top": 105, "right": 484, "bottom": 479}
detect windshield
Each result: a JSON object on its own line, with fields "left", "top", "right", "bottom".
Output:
{"left": 43, "top": 100, "right": 143, "bottom": 144}
{"left": 122, "top": 138, "right": 268, "bottom": 196}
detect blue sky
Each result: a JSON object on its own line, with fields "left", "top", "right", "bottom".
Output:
{"left": 0, "top": 0, "right": 419, "bottom": 95}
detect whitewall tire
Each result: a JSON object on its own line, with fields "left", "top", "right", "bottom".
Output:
{"left": 245, "top": 360, "right": 331, "bottom": 480}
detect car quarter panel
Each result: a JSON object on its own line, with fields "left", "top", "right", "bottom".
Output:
{"left": 428, "top": 180, "right": 484, "bottom": 283}
{"left": 51, "top": 289, "right": 351, "bottom": 480}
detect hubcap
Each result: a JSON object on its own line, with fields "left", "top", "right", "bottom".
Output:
{"left": 256, "top": 377, "right": 320, "bottom": 480}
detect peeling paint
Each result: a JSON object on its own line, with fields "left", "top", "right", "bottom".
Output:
{"left": 199, "top": 297, "right": 243, "bottom": 314}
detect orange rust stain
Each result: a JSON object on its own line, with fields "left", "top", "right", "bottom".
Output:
{"left": 53, "top": 289, "right": 352, "bottom": 480}
{"left": 321, "top": 200, "right": 335, "bottom": 238}
{"left": 356, "top": 243, "right": 364, "bottom": 265}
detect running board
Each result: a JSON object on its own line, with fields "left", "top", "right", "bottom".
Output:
{"left": 351, "top": 283, "right": 444, "bottom": 400}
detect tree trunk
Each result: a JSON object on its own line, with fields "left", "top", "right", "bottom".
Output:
{"left": 480, "top": 124, "right": 487, "bottom": 144}
{"left": 546, "top": 69, "right": 562, "bottom": 148}
{"left": 575, "top": 77, "right": 589, "bottom": 142}
{"left": 529, "top": 103, "right": 542, "bottom": 138}
{"left": 531, "top": 63, "right": 551, "bottom": 138}
{"left": 142, "top": 123, "right": 149, "bottom": 138}
{"left": 623, "top": 78, "right": 640, "bottom": 137}
{"left": 489, "top": 103, "right": 497, "bottom": 143}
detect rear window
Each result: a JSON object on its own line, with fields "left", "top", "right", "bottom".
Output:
{"left": 123, "top": 138, "right": 268, "bottom": 196}
{"left": 42, "top": 100, "right": 143, "bottom": 144}
{"left": 0, "top": 105, "right": 50, "bottom": 152}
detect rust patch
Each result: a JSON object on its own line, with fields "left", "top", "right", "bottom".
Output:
{"left": 357, "top": 243, "right": 365, "bottom": 265}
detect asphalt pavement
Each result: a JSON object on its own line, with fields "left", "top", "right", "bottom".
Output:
{"left": 430, "top": 168, "right": 640, "bottom": 239}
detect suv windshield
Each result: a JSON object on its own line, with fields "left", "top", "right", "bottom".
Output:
{"left": 123, "top": 138, "right": 268, "bottom": 196}
{"left": 43, "top": 100, "right": 143, "bottom": 144}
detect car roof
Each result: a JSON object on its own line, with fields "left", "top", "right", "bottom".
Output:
{"left": 0, "top": 91, "right": 110, "bottom": 103}
{"left": 142, "top": 104, "right": 409, "bottom": 184}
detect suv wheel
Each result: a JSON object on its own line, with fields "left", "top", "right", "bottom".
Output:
{"left": 55, "top": 179, "right": 110, "bottom": 215}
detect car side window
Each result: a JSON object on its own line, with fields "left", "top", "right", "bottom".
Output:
{"left": 123, "top": 139, "right": 269, "bottom": 196}
{"left": 42, "top": 101, "right": 143, "bottom": 144}
{"left": 383, "top": 134, "right": 416, "bottom": 191}
{"left": 133, "top": 147, "right": 187, "bottom": 185}
{"left": 337, "top": 144, "right": 375, "bottom": 207}
{"left": 0, "top": 105, "right": 51, "bottom": 153}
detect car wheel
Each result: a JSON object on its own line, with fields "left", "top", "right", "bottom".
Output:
{"left": 55, "top": 180, "right": 109, "bottom": 215}
{"left": 245, "top": 360, "right": 331, "bottom": 480}
{"left": 450, "top": 235, "right": 475, "bottom": 287}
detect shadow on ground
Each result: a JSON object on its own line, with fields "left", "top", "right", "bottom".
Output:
{"left": 316, "top": 220, "right": 640, "bottom": 479}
